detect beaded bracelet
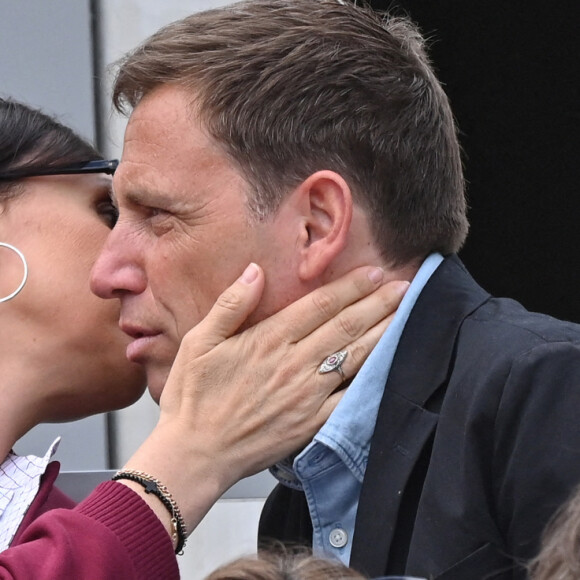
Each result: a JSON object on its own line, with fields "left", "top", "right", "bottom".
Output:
{"left": 112, "top": 469, "right": 187, "bottom": 554}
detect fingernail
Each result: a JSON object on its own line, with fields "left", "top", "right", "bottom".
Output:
{"left": 240, "top": 263, "right": 259, "bottom": 284}
{"left": 390, "top": 280, "right": 411, "bottom": 295}
{"left": 367, "top": 267, "right": 384, "bottom": 284}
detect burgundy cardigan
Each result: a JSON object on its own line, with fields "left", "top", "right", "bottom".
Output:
{"left": 1, "top": 461, "right": 179, "bottom": 579}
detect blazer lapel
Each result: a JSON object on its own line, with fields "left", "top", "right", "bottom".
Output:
{"left": 350, "top": 255, "right": 490, "bottom": 577}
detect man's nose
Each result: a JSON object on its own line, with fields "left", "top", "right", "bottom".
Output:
{"left": 90, "top": 226, "right": 147, "bottom": 299}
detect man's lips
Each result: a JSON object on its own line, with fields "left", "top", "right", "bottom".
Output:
{"left": 125, "top": 335, "right": 161, "bottom": 362}
{"left": 120, "top": 323, "right": 162, "bottom": 361}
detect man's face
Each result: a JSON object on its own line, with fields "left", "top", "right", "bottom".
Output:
{"left": 90, "top": 85, "right": 304, "bottom": 399}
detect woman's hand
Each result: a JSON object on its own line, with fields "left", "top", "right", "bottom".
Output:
{"left": 123, "top": 263, "right": 408, "bottom": 537}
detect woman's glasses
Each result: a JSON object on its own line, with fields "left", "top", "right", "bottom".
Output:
{"left": 0, "top": 159, "right": 118, "bottom": 181}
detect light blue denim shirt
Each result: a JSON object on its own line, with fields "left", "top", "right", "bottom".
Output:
{"left": 270, "top": 253, "right": 444, "bottom": 565}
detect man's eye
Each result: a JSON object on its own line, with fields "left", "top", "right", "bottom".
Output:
{"left": 149, "top": 207, "right": 167, "bottom": 218}
{"left": 97, "top": 200, "right": 119, "bottom": 228}
{"left": 148, "top": 206, "right": 172, "bottom": 223}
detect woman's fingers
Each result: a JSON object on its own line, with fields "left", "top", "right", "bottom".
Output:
{"left": 178, "top": 266, "right": 406, "bottom": 377}
{"left": 287, "top": 299, "right": 403, "bottom": 434}
{"left": 168, "top": 273, "right": 407, "bottom": 415}
{"left": 300, "top": 280, "right": 409, "bottom": 374}
{"left": 324, "top": 308, "right": 399, "bottom": 383}
{"left": 263, "top": 266, "right": 388, "bottom": 343}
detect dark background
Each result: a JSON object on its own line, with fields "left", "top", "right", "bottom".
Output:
{"left": 369, "top": 1, "right": 579, "bottom": 322}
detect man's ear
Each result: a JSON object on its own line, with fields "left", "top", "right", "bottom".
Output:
{"left": 295, "top": 170, "right": 353, "bottom": 280}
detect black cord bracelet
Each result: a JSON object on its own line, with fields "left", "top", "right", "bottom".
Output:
{"left": 112, "top": 470, "right": 187, "bottom": 554}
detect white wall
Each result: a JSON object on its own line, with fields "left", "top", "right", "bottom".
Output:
{"left": 94, "top": 2, "right": 269, "bottom": 578}
{"left": 182, "top": 500, "right": 265, "bottom": 579}
{"left": 0, "top": 0, "right": 96, "bottom": 141}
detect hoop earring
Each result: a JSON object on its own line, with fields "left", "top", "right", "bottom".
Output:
{"left": 0, "top": 242, "right": 28, "bottom": 303}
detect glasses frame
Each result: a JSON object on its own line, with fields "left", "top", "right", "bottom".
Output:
{"left": 0, "top": 159, "right": 119, "bottom": 181}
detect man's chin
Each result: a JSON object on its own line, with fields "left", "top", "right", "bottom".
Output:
{"left": 145, "top": 368, "right": 171, "bottom": 404}
{"left": 147, "top": 384, "right": 162, "bottom": 404}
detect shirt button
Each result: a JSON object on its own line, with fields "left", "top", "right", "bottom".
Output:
{"left": 329, "top": 527, "right": 348, "bottom": 548}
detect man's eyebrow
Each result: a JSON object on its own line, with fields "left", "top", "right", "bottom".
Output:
{"left": 120, "top": 188, "right": 179, "bottom": 209}
{"left": 120, "top": 189, "right": 158, "bottom": 206}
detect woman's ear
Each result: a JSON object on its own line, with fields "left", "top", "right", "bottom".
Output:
{"left": 295, "top": 170, "right": 353, "bottom": 280}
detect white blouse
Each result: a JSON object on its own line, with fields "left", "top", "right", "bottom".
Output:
{"left": 0, "top": 438, "right": 60, "bottom": 550}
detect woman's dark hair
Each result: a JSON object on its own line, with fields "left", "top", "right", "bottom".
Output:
{"left": 0, "top": 97, "right": 101, "bottom": 197}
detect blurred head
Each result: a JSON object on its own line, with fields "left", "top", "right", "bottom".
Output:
{"left": 0, "top": 98, "right": 146, "bottom": 431}
{"left": 91, "top": 0, "right": 467, "bottom": 396}
{"left": 206, "top": 547, "right": 366, "bottom": 580}
{"left": 528, "top": 485, "right": 580, "bottom": 580}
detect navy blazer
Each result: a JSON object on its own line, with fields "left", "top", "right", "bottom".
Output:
{"left": 259, "top": 255, "right": 580, "bottom": 579}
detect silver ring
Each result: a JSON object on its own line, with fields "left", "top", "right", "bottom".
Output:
{"left": 318, "top": 350, "right": 348, "bottom": 381}
{"left": 0, "top": 242, "right": 28, "bottom": 303}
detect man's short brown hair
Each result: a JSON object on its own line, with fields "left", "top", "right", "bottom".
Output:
{"left": 113, "top": 0, "right": 468, "bottom": 266}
